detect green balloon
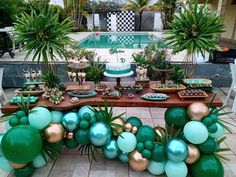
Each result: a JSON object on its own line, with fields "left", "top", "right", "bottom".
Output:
{"left": 75, "top": 129, "right": 90, "bottom": 145}
{"left": 126, "top": 117, "right": 143, "bottom": 128}
{"left": 20, "top": 116, "right": 29, "bottom": 125}
{"left": 9, "top": 116, "right": 20, "bottom": 127}
{"left": 144, "top": 140, "right": 154, "bottom": 150}
{"left": 208, "top": 124, "right": 217, "bottom": 133}
{"left": 79, "top": 120, "right": 90, "bottom": 129}
{"left": 64, "top": 139, "right": 78, "bottom": 149}
{"left": 82, "top": 113, "right": 91, "bottom": 121}
{"left": 165, "top": 107, "right": 189, "bottom": 128}
{"left": 1, "top": 125, "right": 42, "bottom": 164}
{"left": 152, "top": 144, "right": 166, "bottom": 162}
{"left": 202, "top": 117, "right": 213, "bottom": 127}
{"left": 89, "top": 117, "right": 97, "bottom": 124}
{"left": 136, "top": 142, "right": 144, "bottom": 152}
{"left": 14, "top": 163, "right": 35, "bottom": 177}
{"left": 198, "top": 137, "right": 217, "bottom": 154}
{"left": 16, "top": 110, "right": 26, "bottom": 118}
{"left": 32, "top": 152, "right": 49, "bottom": 168}
{"left": 191, "top": 155, "right": 224, "bottom": 177}
{"left": 142, "top": 149, "right": 152, "bottom": 159}
{"left": 209, "top": 114, "right": 218, "bottom": 123}
{"left": 136, "top": 125, "right": 156, "bottom": 142}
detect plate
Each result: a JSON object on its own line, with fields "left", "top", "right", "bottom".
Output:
{"left": 150, "top": 84, "right": 186, "bottom": 93}
{"left": 183, "top": 79, "right": 212, "bottom": 85}
{"left": 141, "top": 93, "right": 169, "bottom": 101}
{"left": 68, "top": 91, "right": 97, "bottom": 98}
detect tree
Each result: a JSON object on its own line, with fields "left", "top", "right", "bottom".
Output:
{"left": 124, "top": 0, "right": 151, "bottom": 31}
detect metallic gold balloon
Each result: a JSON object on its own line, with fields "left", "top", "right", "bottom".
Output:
{"left": 125, "top": 123, "right": 132, "bottom": 132}
{"left": 129, "top": 150, "right": 149, "bottom": 171}
{"left": 111, "top": 118, "right": 125, "bottom": 135}
{"left": 132, "top": 126, "right": 138, "bottom": 134}
{"left": 154, "top": 126, "right": 166, "bottom": 139}
{"left": 9, "top": 162, "right": 27, "bottom": 169}
{"left": 43, "top": 123, "right": 65, "bottom": 143}
{"left": 187, "top": 102, "right": 210, "bottom": 121}
{"left": 67, "top": 132, "right": 74, "bottom": 139}
{"left": 185, "top": 144, "right": 200, "bottom": 164}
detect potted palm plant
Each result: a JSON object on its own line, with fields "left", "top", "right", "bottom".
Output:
{"left": 165, "top": 1, "right": 225, "bottom": 77}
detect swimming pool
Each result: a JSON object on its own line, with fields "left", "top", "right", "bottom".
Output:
{"left": 78, "top": 33, "right": 159, "bottom": 49}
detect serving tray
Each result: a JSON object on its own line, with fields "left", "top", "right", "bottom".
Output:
{"left": 150, "top": 84, "right": 186, "bottom": 93}
{"left": 68, "top": 91, "right": 97, "bottom": 98}
{"left": 141, "top": 93, "right": 169, "bottom": 101}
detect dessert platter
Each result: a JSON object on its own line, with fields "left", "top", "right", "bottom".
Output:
{"left": 141, "top": 93, "right": 169, "bottom": 101}
{"left": 178, "top": 89, "right": 209, "bottom": 100}
{"left": 186, "top": 83, "right": 213, "bottom": 92}
{"left": 150, "top": 83, "right": 186, "bottom": 93}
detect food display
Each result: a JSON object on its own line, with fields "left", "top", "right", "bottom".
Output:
{"left": 102, "top": 90, "right": 121, "bottom": 99}
{"left": 183, "top": 79, "right": 212, "bottom": 85}
{"left": 141, "top": 93, "right": 169, "bottom": 101}
{"left": 9, "top": 96, "right": 39, "bottom": 104}
{"left": 95, "top": 84, "right": 111, "bottom": 93}
{"left": 178, "top": 89, "right": 209, "bottom": 100}
{"left": 187, "top": 84, "right": 213, "bottom": 92}
{"left": 15, "top": 82, "right": 45, "bottom": 96}
{"left": 150, "top": 83, "right": 186, "bottom": 93}
{"left": 42, "top": 87, "right": 65, "bottom": 105}
{"left": 104, "top": 62, "right": 133, "bottom": 77}
{"left": 119, "top": 84, "right": 143, "bottom": 93}
{"left": 68, "top": 90, "right": 97, "bottom": 98}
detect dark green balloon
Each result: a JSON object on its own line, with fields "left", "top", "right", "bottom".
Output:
{"left": 151, "top": 144, "right": 166, "bottom": 162}
{"left": 164, "top": 107, "right": 189, "bottom": 128}
{"left": 209, "top": 114, "right": 218, "bottom": 123}
{"left": 198, "top": 137, "right": 217, "bottom": 154}
{"left": 14, "top": 163, "right": 34, "bottom": 177}
{"left": 141, "top": 149, "right": 152, "bottom": 159}
{"left": 16, "top": 110, "right": 26, "bottom": 118}
{"left": 208, "top": 124, "right": 217, "bottom": 133}
{"left": 191, "top": 155, "right": 224, "bottom": 177}
{"left": 9, "top": 116, "right": 20, "bottom": 127}
{"left": 1, "top": 125, "right": 42, "bottom": 164}
{"left": 75, "top": 129, "right": 90, "bottom": 145}
{"left": 136, "top": 125, "right": 156, "bottom": 142}
{"left": 20, "top": 116, "right": 29, "bottom": 125}
{"left": 82, "top": 113, "right": 91, "bottom": 121}
{"left": 136, "top": 142, "right": 144, "bottom": 152}
{"left": 144, "top": 140, "right": 154, "bottom": 150}
{"left": 64, "top": 139, "right": 78, "bottom": 149}
{"left": 79, "top": 120, "right": 90, "bottom": 129}
{"left": 202, "top": 117, "right": 213, "bottom": 127}
{"left": 126, "top": 117, "right": 143, "bottom": 128}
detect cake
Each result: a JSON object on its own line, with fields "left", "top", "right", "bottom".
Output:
{"left": 104, "top": 62, "right": 133, "bottom": 77}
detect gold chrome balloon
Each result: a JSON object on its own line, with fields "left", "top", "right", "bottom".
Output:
{"left": 43, "top": 123, "right": 65, "bottom": 143}
{"left": 67, "top": 132, "right": 74, "bottom": 139}
{"left": 187, "top": 102, "right": 210, "bottom": 121}
{"left": 9, "top": 162, "right": 27, "bottom": 169}
{"left": 132, "top": 126, "right": 138, "bottom": 134}
{"left": 154, "top": 127, "right": 165, "bottom": 139}
{"left": 129, "top": 150, "right": 149, "bottom": 171}
{"left": 125, "top": 123, "right": 132, "bottom": 132}
{"left": 185, "top": 144, "right": 200, "bottom": 164}
{"left": 111, "top": 118, "right": 125, "bottom": 135}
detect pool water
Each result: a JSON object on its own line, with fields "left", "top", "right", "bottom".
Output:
{"left": 78, "top": 33, "right": 159, "bottom": 49}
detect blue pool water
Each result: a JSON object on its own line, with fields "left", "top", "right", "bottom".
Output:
{"left": 78, "top": 33, "right": 159, "bottom": 49}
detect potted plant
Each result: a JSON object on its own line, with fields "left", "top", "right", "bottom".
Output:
{"left": 165, "top": 1, "right": 225, "bottom": 77}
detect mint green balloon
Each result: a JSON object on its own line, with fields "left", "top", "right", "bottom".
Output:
{"left": 51, "top": 110, "right": 63, "bottom": 123}
{"left": 0, "top": 157, "right": 13, "bottom": 172}
{"left": 29, "top": 107, "right": 52, "bottom": 130}
{"left": 32, "top": 152, "right": 49, "bottom": 168}
{"left": 147, "top": 160, "right": 165, "bottom": 175}
{"left": 117, "top": 132, "right": 137, "bottom": 153}
{"left": 209, "top": 123, "right": 225, "bottom": 139}
{"left": 78, "top": 106, "right": 95, "bottom": 119}
{"left": 183, "top": 121, "right": 208, "bottom": 144}
{"left": 165, "top": 160, "right": 188, "bottom": 177}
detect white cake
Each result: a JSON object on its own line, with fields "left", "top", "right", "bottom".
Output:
{"left": 104, "top": 62, "right": 133, "bottom": 77}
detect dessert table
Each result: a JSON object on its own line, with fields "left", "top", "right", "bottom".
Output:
{"left": 1, "top": 81, "right": 223, "bottom": 114}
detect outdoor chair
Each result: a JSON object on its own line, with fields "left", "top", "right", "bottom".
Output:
{"left": 0, "top": 68, "right": 8, "bottom": 103}
{"left": 224, "top": 63, "right": 236, "bottom": 113}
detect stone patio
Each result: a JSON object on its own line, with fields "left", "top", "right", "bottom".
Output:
{"left": 1, "top": 88, "right": 236, "bottom": 177}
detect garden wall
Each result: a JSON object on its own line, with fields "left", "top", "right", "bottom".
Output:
{"left": 0, "top": 62, "right": 231, "bottom": 88}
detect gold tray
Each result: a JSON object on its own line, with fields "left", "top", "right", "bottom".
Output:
{"left": 150, "top": 84, "right": 186, "bottom": 93}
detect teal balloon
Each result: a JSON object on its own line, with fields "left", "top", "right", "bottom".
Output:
{"left": 89, "top": 122, "right": 111, "bottom": 146}
{"left": 62, "top": 112, "right": 80, "bottom": 131}
{"left": 78, "top": 106, "right": 95, "bottom": 119}
{"left": 1, "top": 125, "right": 42, "bottom": 164}
{"left": 147, "top": 160, "right": 165, "bottom": 175}
{"left": 118, "top": 151, "right": 129, "bottom": 163}
{"left": 32, "top": 152, "right": 49, "bottom": 168}
{"left": 28, "top": 107, "right": 52, "bottom": 130}
{"left": 166, "top": 139, "right": 188, "bottom": 162}
{"left": 0, "top": 157, "right": 13, "bottom": 171}
{"left": 102, "top": 139, "right": 119, "bottom": 159}
{"left": 209, "top": 123, "right": 225, "bottom": 139}
{"left": 126, "top": 117, "right": 143, "bottom": 128}
{"left": 165, "top": 160, "right": 188, "bottom": 177}
{"left": 51, "top": 110, "right": 63, "bottom": 123}
{"left": 64, "top": 139, "right": 78, "bottom": 149}
{"left": 14, "top": 163, "right": 35, "bottom": 177}
{"left": 75, "top": 129, "right": 90, "bottom": 145}
{"left": 117, "top": 132, "right": 137, "bottom": 153}
{"left": 152, "top": 144, "right": 166, "bottom": 162}
{"left": 183, "top": 121, "right": 208, "bottom": 144}
{"left": 0, "top": 133, "right": 4, "bottom": 157}
{"left": 136, "top": 125, "right": 156, "bottom": 142}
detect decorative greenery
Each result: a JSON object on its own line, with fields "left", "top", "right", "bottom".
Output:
{"left": 86, "top": 58, "right": 105, "bottom": 85}
{"left": 84, "top": 1, "right": 125, "bottom": 12}
{"left": 165, "top": 1, "right": 225, "bottom": 76}
{"left": 41, "top": 71, "right": 65, "bottom": 91}
{"left": 78, "top": 144, "right": 98, "bottom": 162}
{"left": 14, "top": 6, "right": 73, "bottom": 68}
{"left": 66, "top": 45, "right": 96, "bottom": 61}
{"left": 169, "top": 65, "right": 185, "bottom": 84}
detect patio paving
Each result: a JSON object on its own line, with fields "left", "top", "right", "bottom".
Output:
{"left": 1, "top": 87, "right": 236, "bottom": 177}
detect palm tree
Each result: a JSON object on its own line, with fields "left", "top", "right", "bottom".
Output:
{"left": 124, "top": 0, "right": 151, "bottom": 31}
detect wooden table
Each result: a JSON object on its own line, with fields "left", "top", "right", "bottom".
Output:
{"left": 1, "top": 82, "right": 223, "bottom": 114}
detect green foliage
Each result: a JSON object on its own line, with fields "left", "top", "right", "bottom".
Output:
{"left": 86, "top": 58, "right": 105, "bottom": 84}
{"left": 78, "top": 144, "right": 98, "bottom": 162}
{"left": 124, "top": 0, "right": 150, "bottom": 11}
{"left": 165, "top": 1, "right": 225, "bottom": 56}
{"left": 41, "top": 71, "right": 65, "bottom": 90}
{"left": 66, "top": 46, "right": 96, "bottom": 61}
{"left": 169, "top": 65, "right": 185, "bottom": 84}
{"left": 0, "top": 0, "right": 26, "bottom": 27}
{"left": 14, "top": 6, "right": 73, "bottom": 65}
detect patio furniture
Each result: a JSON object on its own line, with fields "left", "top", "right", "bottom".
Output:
{"left": 224, "top": 63, "right": 236, "bottom": 112}
{"left": 0, "top": 68, "right": 8, "bottom": 103}
{"left": 1, "top": 81, "right": 223, "bottom": 114}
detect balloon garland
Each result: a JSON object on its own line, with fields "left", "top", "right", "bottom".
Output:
{"left": 0, "top": 101, "right": 230, "bottom": 177}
